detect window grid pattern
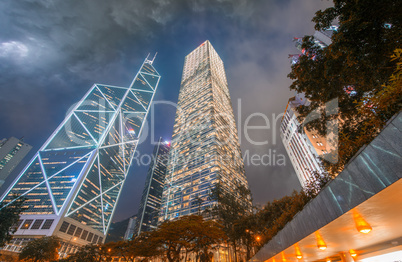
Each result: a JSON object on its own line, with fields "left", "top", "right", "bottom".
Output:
{"left": 161, "top": 41, "right": 250, "bottom": 221}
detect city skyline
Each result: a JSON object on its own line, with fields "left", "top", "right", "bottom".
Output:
{"left": 0, "top": 0, "right": 334, "bottom": 222}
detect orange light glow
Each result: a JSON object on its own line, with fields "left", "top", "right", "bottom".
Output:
{"left": 256, "top": 236, "right": 261, "bottom": 241}
{"left": 281, "top": 252, "right": 286, "bottom": 262}
{"left": 350, "top": 249, "right": 357, "bottom": 257}
{"left": 295, "top": 244, "right": 303, "bottom": 260}
{"left": 315, "top": 231, "right": 327, "bottom": 250}
{"left": 352, "top": 210, "right": 372, "bottom": 234}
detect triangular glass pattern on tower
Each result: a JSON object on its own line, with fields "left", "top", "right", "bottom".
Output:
{"left": 123, "top": 142, "right": 137, "bottom": 169}
{"left": 45, "top": 114, "right": 96, "bottom": 150}
{"left": 132, "top": 90, "right": 153, "bottom": 109}
{"left": 68, "top": 158, "right": 101, "bottom": 213}
{"left": 131, "top": 74, "right": 154, "bottom": 92}
{"left": 39, "top": 148, "right": 93, "bottom": 178}
{"left": 77, "top": 86, "right": 116, "bottom": 112}
{"left": 2, "top": 156, "right": 46, "bottom": 202}
{"left": 101, "top": 113, "right": 122, "bottom": 147}
{"left": 121, "top": 91, "right": 147, "bottom": 113}
{"left": 122, "top": 113, "right": 146, "bottom": 141}
{"left": 141, "top": 63, "right": 159, "bottom": 76}
{"left": 99, "top": 146, "right": 125, "bottom": 193}
{"left": 140, "top": 73, "right": 159, "bottom": 89}
{"left": 74, "top": 111, "right": 115, "bottom": 143}
{"left": 69, "top": 194, "right": 104, "bottom": 232}
{"left": 1, "top": 57, "right": 160, "bottom": 237}
{"left": 102, "top": 182, "right": 123, "bottom": 232}
{"left": 96, "top": 85, "right": 128, "bottom": 109}
{"left": 47, "top": 154, "right": 91, "bottom": 212}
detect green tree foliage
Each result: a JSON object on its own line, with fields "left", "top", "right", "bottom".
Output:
{"left": 256, "top": 191, "right": 310, "bottom": 248}
{"left": 19, "top": 236, "right": 61, "bottom": 262}
{"left": 288, "top": 0, "right": 402, "bottom": 174}
{"left": 210, "top": 183, "right": 252, "bottom": 262}
{"left": 0, "top": 195, "right": 26, "bottom": 248}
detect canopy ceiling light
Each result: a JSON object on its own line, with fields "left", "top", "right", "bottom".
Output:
{"left": 353, "top": 210, "right": 372, "bottom": 234}
{"left": 315, "top": 231, "right": 327, "bottom": 250}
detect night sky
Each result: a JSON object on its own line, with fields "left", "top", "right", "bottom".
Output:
{"left": 0, "top": 0, "right": 333, "bottom": 222}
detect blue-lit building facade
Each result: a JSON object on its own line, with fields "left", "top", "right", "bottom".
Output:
{"left": 160, "top": 41, "right": 250, "bottom": 222}
{"left": 0, "top": 57, "right": 160, "bottom": 256}
{"left": 134, "top": 137, "right": 170, "bottom": 237}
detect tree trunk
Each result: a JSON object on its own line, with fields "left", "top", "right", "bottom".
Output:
{"left": 233, "top": 241, "right": 237, "bottom": 262}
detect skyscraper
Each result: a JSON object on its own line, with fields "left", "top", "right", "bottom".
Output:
{"left": 280, "top": 93, "right": 326, "bottom": 187}
{"left": 123, "top": 215, "right": 137, "bottom": 240}
{"left": 160, "top": 40, "right": 250, "bottom": 221}
{"left": 0, "top": 137, "right": 32, "bottom": 189}
{"left": 0, "top": 56, "right": 160, "bottom": 256}
{"left": 281, "top": 28, "right": 337, "bottom": 187}
{"left": 135, "top": 137, "right": 170, "bottom": 236}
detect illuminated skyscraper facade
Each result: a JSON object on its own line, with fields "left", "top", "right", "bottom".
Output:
{"left": 0, "top": 57, "right": 160, "bottom": 255}
{"left": 135, "top": 137, "right": 170, "bottom": 236}
{"left": 0, "top": 137, "right": 32, "bottom": 189}
{"left": 160, "top": 41, "right": 250, "bottom": 221}
{"left": 280, "top": 93, "right": 326, "bottom": 187}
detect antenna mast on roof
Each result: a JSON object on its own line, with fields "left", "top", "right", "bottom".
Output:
{"left": 145, "top": 52, "right": 157, "bottom": 65}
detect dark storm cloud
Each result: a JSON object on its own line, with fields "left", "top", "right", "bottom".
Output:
{"left": 0, "top": 0, "right": 333, "bottom": 220}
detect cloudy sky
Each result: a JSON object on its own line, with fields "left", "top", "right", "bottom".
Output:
{"left": 0, "top": 0, "right": 333, "bottom": 221}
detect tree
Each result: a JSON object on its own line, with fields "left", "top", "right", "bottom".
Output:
{"left": 60, "top": 244, "right": 101, "bottom": 262}
{"left": 19, "top": 236, "right": 61, "bottom": 262}
{"left": 235, "top": 213, "right": 261, "bottom": 261}
{"left": 210, "top": 183, "right": 252, "bottom": 262}
{"left": 288, "top": 0, "right": 402, "bottom": 174}
{"left": 154, "top": 215, "right": 226, "bottom": 262}
{"left": 184, "top": 216, "right": 226, "bottom": 262}
{"left": 255, "top": 191, "right": 310, "bottom": 249}
{"left": 129, "top": 232, "right": 162, "bottom": 262}
{"left": 0, "top": 195, "right": 26, "bottom": 248}
{"left": 303, "top": 170, "right": 334, "bottom": 198}
{"left": 105, "top": 240, "right": 135, "bottom": 262}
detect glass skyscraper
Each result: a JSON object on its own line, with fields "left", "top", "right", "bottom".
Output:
{"left": 0, "top": 57, "right": 160, "bottom": 255}
{"left": 160, "top": 40, "right": 250, "bottom": 221}
{"left": 0, "top": 137, "right": 32, "bottom": 189}
{"left": 135, "top": 137, "right": 170, "bottom": 236}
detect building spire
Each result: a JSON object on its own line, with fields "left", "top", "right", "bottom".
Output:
{"left": 145, "top": 52, "right": 157, "bottom": 65}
